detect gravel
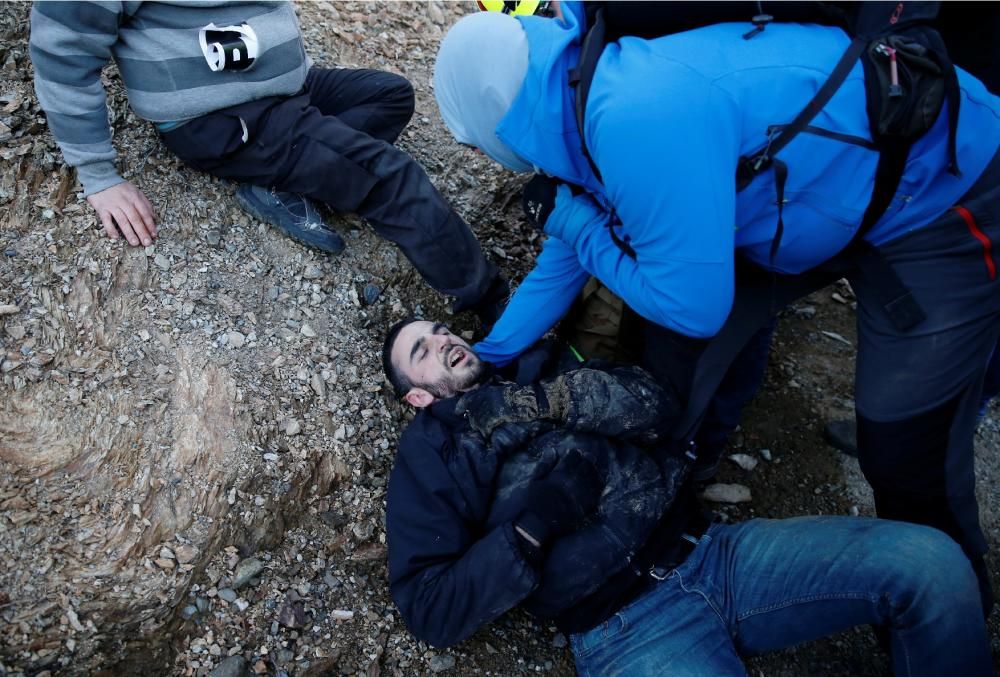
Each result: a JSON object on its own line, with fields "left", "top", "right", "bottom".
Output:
{"left": 1, "top": 3, "right": 998, "bottom": 676}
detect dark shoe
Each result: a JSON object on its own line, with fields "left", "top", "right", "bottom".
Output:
{"left": 823, "top": 419, "right": 858, "bottom": 457}
{"left": 236, "top": 184, "right": 345, "bottom": 255}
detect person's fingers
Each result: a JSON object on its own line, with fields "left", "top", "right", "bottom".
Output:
{"left": 98, "top": 209, "right": 120, "bottom": 240}
{"left": 135, "top": 190, "right": 157, "bottom": 237}
{"left": 121, "top": 201, "right": 152, "bottom": 246}
{"left": 112, "top": 207, "right": 140, "bottom": 246}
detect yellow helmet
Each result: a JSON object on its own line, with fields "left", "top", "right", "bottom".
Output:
{"left": 476, "top": 0, "right": 553, "bottom": 17}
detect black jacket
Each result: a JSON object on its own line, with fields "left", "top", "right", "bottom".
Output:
{"left": 386, "top": 345, "right": 692, "bottom": 648}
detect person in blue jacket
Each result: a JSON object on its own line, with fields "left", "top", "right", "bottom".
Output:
{"left": 432, "top": 9, "right": 1000, "bottom": 612}
{"left": 381, "top": 318, "right": 991, "bottom": 675}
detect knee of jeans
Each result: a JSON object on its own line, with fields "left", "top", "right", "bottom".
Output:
{"left": 886, "top": 524, "right": 978, "bottom": 616}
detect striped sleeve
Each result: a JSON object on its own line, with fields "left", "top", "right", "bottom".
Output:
{"left": 30, "top": 1, "right": 125, "bottom": 196}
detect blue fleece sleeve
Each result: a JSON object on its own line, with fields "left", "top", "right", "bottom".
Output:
{"left": 474, "top": 234, "right": 590, "bottom": 366}
{"left": 549, "top": 50, "right": 741, "bottom": 338}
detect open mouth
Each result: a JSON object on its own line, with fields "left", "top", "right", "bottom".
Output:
{"left": 448, "top": 346, "right": 466, "bottom": 368}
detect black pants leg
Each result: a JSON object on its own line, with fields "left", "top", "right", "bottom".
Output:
{"left": 161, "top": 67, "right": 500, "bottom": 309}
{"left": 851, "top": 150, "right": 1000, "bottom": 614}
{"left": 300, "top": 67, "right": 414, "bottom": 142}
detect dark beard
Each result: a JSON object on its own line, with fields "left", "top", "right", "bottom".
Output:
{"left": 424, "top": 359, "right": 492, "bottom": 399}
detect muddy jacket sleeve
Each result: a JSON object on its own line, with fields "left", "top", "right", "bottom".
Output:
{"left": 387, "top": 431, "right": 540, "bottom": 648}
{"left": 459, "top": 365, "right": 677, "bottom": 442}
{"left": 30, "top": 1, "right": 127, "bottom": 196}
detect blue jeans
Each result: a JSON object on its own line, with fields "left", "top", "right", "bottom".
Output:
{"left": 570, "top": 517, "right": 991, "bottom": 676}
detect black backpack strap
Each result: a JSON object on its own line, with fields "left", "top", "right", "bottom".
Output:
{"left": 672, "top": 262, "right": 844, "bottom": 444}
{"left": 606, "top": 208, "right": 637, "bottom": 260}
{"left": 745, "top": 37, "right": 868, "bottom": 177}
{"left": 569, "top": 6, "right": 607, "bottom": 183}
{"left": 768, "top": 159, "right": 788, "bottom": 264}
{"left": 838, "top": 139, "right": 926, "bottom": 332}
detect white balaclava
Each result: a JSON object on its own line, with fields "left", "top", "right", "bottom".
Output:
{"left": 433, "top": 12, "right": 533, "bottom": 173}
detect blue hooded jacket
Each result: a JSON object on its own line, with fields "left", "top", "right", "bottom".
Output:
{"left": 468, "top": 9, "right": 1000, "bottom": 365}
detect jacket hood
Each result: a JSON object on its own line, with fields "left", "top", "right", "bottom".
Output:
{"left": 494, "top": 11, "right": 603, "bottom": 192}
{"left": 433, "top": 12, "right": 533, "bottom": 172}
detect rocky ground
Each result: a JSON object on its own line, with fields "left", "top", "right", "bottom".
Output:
{"left": 0, "top": 2, "right": 997, "bottom": 676}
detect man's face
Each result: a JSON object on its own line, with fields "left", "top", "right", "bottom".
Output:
{"left": 391, "top": 321, "right": 486, "bottom": 407}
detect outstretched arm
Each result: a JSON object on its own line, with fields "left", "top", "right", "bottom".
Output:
{"left": 30, "top": 1, "right": 157, "bottom": 246}
{"left": 474, "top": 234, "right": 590, "bottom": 366}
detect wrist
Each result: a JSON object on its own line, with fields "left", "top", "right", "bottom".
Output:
{"left": 78, "top": 161, "right": 124, "bottom": 198}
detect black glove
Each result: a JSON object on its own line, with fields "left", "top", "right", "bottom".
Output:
{"left": 521, "top": 173, "right": 559, "bottom": 231}
{"left": 513, "top": 449, "right": 602, "bottom": 554}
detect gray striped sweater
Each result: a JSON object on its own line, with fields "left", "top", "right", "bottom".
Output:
{"left": 30, "top": 1, "right": 309, "bottom": 196}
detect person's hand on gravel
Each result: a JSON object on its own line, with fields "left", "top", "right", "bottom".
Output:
{"left": 87, "top": 181, "right": 158, "bottom": 247}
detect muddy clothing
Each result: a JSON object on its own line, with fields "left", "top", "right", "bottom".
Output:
{"left": 385, "top": 346, "right": 994, "bottom": 672}
{"left": 30, "top": 1, "right": 502, "bottom": 310}
{"left": 386, "top": 346, "right": 698, "bottom": 648}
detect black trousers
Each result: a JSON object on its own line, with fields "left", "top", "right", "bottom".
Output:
{"left": 849, "top": 151, "right": 1000, "bottom": 612}
{"left": 161, "top": 67, "right": 499, "bottom": 310}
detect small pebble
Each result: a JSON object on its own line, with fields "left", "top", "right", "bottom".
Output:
{"left": 233, "top": 557, "right": 266, "bottom": 589}
{"left": 362, "top": 283, "right": 381, "bottom": 305}
{"left": 700, "top": 483, "right": 752, "bottom": 504}
{"left": 176, "top": 544, "right": 199, "bottom": 564}
{"left": 728, "top": 453, "right": 758, "bottom": 472}
{"left": 218, "top": 588, "right": 237, "bottom": 603}
{"left": 208, "top": 656, "right": 247, "bottom": 677}
{"left": 429, "top": 655, "right": 456, "bottom": 673}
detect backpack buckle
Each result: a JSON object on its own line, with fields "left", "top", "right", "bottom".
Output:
{"left": 649, "top": 565, "right": 671, "bottom": 581}
{"left": 743, "top": 13, "right": 774, "bottom": 40}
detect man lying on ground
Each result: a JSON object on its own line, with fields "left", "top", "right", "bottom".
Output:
{"left": 380, "top": 318, "right": 991, "bottom": 675}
